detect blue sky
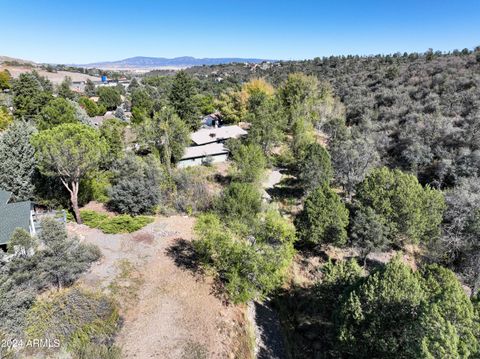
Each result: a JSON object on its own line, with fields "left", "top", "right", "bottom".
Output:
{"left": 1, "top": 0, "right": 479, "bottom": 64}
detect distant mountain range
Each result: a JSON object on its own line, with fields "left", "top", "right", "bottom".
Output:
{"left": 78, "top": 56, "right": 273, "bottom": 69}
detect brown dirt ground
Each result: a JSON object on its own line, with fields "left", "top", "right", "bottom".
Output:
{"left": 0, "top": 65, "right": 100, "bottom": 84}
{"left": 69, "top": 215, "right": 251, "bottom": 359}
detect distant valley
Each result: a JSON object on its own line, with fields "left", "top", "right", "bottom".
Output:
{"left": 77, "top": 56, "right": 274, "bottom": 69}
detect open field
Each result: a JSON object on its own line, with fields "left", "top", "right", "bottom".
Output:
{"left": 0, "top": 64, "right": 100, "bottom": 84}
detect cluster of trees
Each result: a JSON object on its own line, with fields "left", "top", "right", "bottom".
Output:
{"left": 0, "top": 219, "right": 100, "bottom": 338}
{"left": 190, "top": 74, "right": 344, "bottom": 304}
{"left": 0, "top": 70, "right": 225, "bottom": 357}
{"left": 0, "top": 69, "right": 215, "bottom": 225}
{"left": 278, "top": 257, "right": 480, "bottom": 358}
{"left": 177, "top": 51, "right": 480, "bottom": 357}
{"left": 187, "top": 49, "right": 480, "bottom": 188}
{"left": 191, "top": 52, "right": 480, "bottom": 286}
{"left": 195, "top": 204, "right": 296, "bottom": 303}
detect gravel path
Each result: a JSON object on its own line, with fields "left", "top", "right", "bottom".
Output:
{"left": 263, "top": 168, "right": 283, "bottom": 189}
{"left": 249, "top": 168, "right": 289, "bottom": 359}
{"left": 262, "top": 168, "right": 283, "bottom": 201}
{"left": 248, "top": 300, "right": 287, "bottom": 359}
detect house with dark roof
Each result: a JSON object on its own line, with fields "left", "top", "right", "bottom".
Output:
{"left": 0, "top": 189, "right": 35, "bottom": 247}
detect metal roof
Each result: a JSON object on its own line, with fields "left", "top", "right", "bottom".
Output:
{"left": 0, "top": 189, "right": 32, "bottom": 245}
{"left": 190, "top": 125, "right": 247, "bottom": 145}
{"left": 0, "top": 190, "right": 10, "bottom": 206}
{"left": 180, "top": 143, "right": 229, "bottom": 160}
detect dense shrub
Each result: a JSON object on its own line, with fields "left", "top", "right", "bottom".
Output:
{"left": 230, "top": 143, "right": 267, "bottom": 183}
{"left": 80, "top": 171, "right": 113, "bottom": 204}
{"left": 295, "top": 184, "right": 349, "bottom": 246}
{"left": 80, "top": 210, "right": 154, "bottom": 234}
{"left": 352, "top": 167, "right": 445, "bottom": 247}
{"left": 194, "top": 211, "right": 296, "bottom": 303}
{"left": 214, "top": 182, "right": 262, "bottom": 227}
{"left": 171, "top": 167, "right": 215, "bottom": 214}
{"left": 25, "top": 287, "right": 121, "bottom": 358}
{"left": 0, "top": 219, "right": 100, "bottom": 336}
{"left": 108, "top": 155, "right": 162, "bottom": 215}
{"left": 38, "top": 218, "right": 101, "bottom": 289}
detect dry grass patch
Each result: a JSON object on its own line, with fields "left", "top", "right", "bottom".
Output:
{"left": 108, "top": 259, "right": 144, "bottom": 310}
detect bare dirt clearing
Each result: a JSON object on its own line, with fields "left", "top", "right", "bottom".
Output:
{"left": 69, "top": 215, "right": 250, "bottom": 359}
{"left": 0, "top": 65, "right": 100, "bottom": 84}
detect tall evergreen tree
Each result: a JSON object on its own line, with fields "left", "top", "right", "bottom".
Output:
{"left": 0, "top": 121, "right": 36, "bottom": 200}
{"left": 84, "top": 79, "right": 96, "bottom": 97}
{"left": 299, "top": 142, "right": 333, "bottom": 192}
{"left": 138, "top": 107, "right": 189, "bottom": 174}
{"left": 231, "top": 143, "right": 267, "bottom": 183}
{"left": 12, "top": 72, "right": 52, "bottom": 118}
{"left": 127, "top": 77, "right": 140, "bottom": 92}
{"left": 57, "top": 76, "right": 75, "bottom": 100}
{"left": 247, "top": 96, "right": 285, "bottom": 154}
{"left": 36, "top": 97, "right": 78, "bottom": 130}
{"left": 169, "top": 70, "right": 199, "bottom": 129}
{"left": 295, "top": 183, "right": 349, "bottom": 246}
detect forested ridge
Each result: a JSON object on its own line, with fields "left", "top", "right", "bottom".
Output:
{"left": 187, "top": 48, "right": 480, "bottom": 187}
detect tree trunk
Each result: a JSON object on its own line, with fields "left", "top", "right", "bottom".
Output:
{"left": 70, "top": 181, "right": 82, "bottom": 224}
{"left": 60, "top": 179, "right": 82, "bottom": 224}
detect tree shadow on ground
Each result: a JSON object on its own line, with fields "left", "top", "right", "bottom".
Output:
{"left": 266, "top": 175, "right": 304, "bottom": 203}
{"left": 213, "top": 173, "right": 232, "bottom": 186}
{"left": 272, "top": 285, "right": 338, "bottom": 359}
{"left": 165, "top": 238, "right": 232, "bottom": 304}
{"left": 165, "top": 238, "right": 203, "bottom": 275}
{"left": 254, "top": 300, "right": 288, "bottom": 359}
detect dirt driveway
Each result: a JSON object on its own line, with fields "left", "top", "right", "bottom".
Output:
{"left": 69, "top": 216, "right": 251, "bottom": 359}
